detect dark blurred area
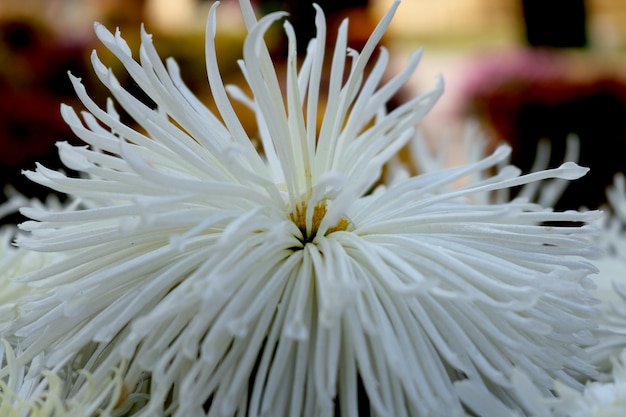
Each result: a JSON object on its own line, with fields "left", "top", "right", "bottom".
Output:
{"left": 522, "top": 0, "right": 588, "bottom": 48}
{"left": 461, "top": 0, "right": 626, "bottom": 210}
{"left": 0, "top": 0, "right": 243, "bottom": 222}
{"left": 0, "top": 18, "right": 92, "bottom": 204}
{"left": 261, "top": 0, "right": 373, "bottom": 53}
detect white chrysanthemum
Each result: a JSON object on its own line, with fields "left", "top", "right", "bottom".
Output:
{"left": 549, "top": 350, "right": 626, "bottom": 417}
{"left": 0, "top": 341, "right": 128, "bottom": 417}
{"left": 4, "top": 1, "right": 602, "bottom": 416}
{"left": 456, "top": 350, "right": 626, "bottom": 417}
{"left": 585, "top": 173, "right": 626, "bottom": 369}
{"left": 0, "top": 193, "right": 67, "bottom": 332}
{"left": 0, "top": 230, "right": 32, "bottom": 333}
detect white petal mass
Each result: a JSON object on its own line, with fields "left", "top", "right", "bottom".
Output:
{"left": 544, "top": 350, "right": 626, "bottom": 417}
{"left": 585, "top": 173, "right": 626, "bottom": 370}
{"left": 0, "top": 341, "right": 128, "bottom": 417}
{"left": 1, "top": 1, "right": 603, "bottom": 416}
{"left": 0, "top": 193, "right": 68, "bottom": 333}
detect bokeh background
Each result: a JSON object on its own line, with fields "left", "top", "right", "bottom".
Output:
{"left": 1, "top": 0, "right": 625, "bottom": 213}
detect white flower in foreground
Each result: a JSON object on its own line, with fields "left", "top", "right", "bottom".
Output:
{"left": 3, "top": 1, "right": 602, "bottom": 416}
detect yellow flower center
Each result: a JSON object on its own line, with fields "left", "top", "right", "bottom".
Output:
{"left": 289, "top": 200, "right": 350, "bottom": 244}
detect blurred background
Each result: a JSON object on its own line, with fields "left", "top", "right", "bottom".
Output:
{"left": 1, "top": 0, "right": 625, "bottom": 213}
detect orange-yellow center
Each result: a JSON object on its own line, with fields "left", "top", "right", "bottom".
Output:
{"left": 289, "top": 200, "right": 350, "bottom": 244}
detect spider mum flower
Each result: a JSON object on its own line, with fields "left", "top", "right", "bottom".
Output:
{"left": 0, "top": 192, "right": 67, "bottom": 332}
{"left": 549, "top": 350, "right": 626, "bottom": 417}
{"left": 586, "top": 173, "right": 626, "bottom": 369}
{"left": 456, "top": 351, "right": 626, "bottom": 417}
{"left": 0, "top": 342, "right": 127, "bottom": 417}
{"left": 5, "top": 1, "right": 602, "bottom": 416}
{"left": 0, "top": 229, "right": 31, "bottom": 333}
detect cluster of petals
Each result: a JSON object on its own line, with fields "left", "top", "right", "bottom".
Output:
{"left": 550, "top": 349, "right": 626, "bottom": 417}
{"left": 585, "top": 173, "right": 626, "bottom": 370}
{"left": 0, "top": 341, "right": 127, "bottom": 417}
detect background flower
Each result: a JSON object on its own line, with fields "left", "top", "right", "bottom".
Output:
{"left": 0, "top": 341, "right": 130, "bottom": 417}
{"left": 549, "top": 350, "right": 626, "bottom": 417}
{"left": 583, "top": 173, "right": 626, "bottom": 371}
{"left": 0, "top": 191, "right": 68, "bottom": 333}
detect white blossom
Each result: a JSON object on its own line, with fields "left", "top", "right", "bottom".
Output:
{"left": 0, "top": 341, "right": 129, "bottom": 417}
{"left": 0, "top": 193, "right": 67, "bottom": 332}
{"left": 585, "top": 173, "right": 626, "bottom": 370}
{"left": 1, "top": 1, "right": 603, "bottom": 416}
{"left": 456, "top": 351, "right": 626, "bottom": 417}
{"left": 548, "top": 350, "right": 626, "bottom": 417}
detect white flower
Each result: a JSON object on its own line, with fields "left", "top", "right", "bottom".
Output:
{"left": 0, "top": 341, "right": 128, "bottom": 417}
{"left": 585, "top": 173, "right": 626, "bottom": 369}
{"left": 3, "top": 1, "right": 602, "bottom": 416}
{"left": 0, "top": 230, "right": 31, "bottom": 333}
{"left": 456, "top": 351, "right": 626, "bottom": 417}
{"left": 548, "top": 350, "right": 626, "bottom": 417}
{"left": 0, "top": 193, "right": 67, "bottom": 332}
